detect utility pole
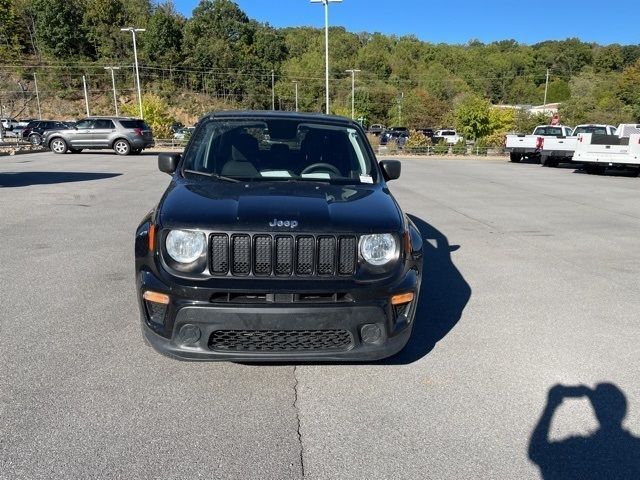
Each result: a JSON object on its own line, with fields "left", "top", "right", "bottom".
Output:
{"left": 82, "top": 75, "right": 90, "bottom": 116}
{"left": 271, "top": 70, "right": 275, "bottom": 110}
{"left": 33, "top": 73, "right": 42, "bottom": 120}
{"left": 120, "top": 27, "right": 145, "bottom": 119}
{"left": 311, "top": 0, "right": 342, "bottom": 114}
{"left": 104, "top": 67, "right": 120, "bottom": 116}
{"left": 345, "top": 69, "right": 361, "bottom": 119}
{"left": 293, "top": 81, "right": 299, "bottom": 112}
{"left": 543, "top": 68, "right": 550, "bottom": 109}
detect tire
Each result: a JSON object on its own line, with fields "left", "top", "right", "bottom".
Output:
{"left": 509, "top": 152, "right": 522, "bottom": 163}
{"left": 548, "top": 159, "right": 560, "bottom": 168}
{"left": 540, "top": 155, "right": 549, "bottom": 167}
{"left": 69, "top": 148, "right": 83, "bottom": 153}
{"left": 29, "top": 133, "right": 42, "bottom": 146}
{"left": 131, "top": 148, "right": 142, "bottom": 155}
{"left": 113, "top": 139, "right": 131, "bottom": 156}
{"left": 49, "top": 137, "right": 68, "bottom": 154}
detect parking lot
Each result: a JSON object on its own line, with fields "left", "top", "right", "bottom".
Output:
{"left": 1, "top": 151, "right": 639, "bottom": 479}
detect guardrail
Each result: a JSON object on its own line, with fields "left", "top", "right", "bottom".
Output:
{"left": 377, "top": 145, "right": 507, "bottom": 156}
{"left": 154, "top": 138, "right": 188, "bottom": 148}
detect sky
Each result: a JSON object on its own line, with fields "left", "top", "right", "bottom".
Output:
{"left": 173, "top": 0, "right": 639, "bottom": 45}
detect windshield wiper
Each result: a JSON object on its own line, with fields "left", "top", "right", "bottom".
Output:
{"left": 183, "top": 169, "right": 240, "bottom": 183}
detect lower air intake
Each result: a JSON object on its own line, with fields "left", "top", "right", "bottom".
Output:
{"left": 209, "top": 329, "right": 353, "bottom": 352}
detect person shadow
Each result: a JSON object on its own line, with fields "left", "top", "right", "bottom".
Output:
{"left": 529, "top": 383, "right": 640, "bottom": 479}
{"left": 383, "top": 214, "right": 471, "bottom": 364}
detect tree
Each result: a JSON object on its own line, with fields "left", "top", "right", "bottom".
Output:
{"left": 143, "top": 2, "right": 184, "bottom": 64}
{"left": 454, "top": 94, "right": 492, "bottom": 140}
{"left": 0, "top": 0, "right": 22, "bottom": 58}
{"left": 402, "top": 89, "right": 448, "bottom": 128}
{"left": 31, "top": 0, "right": 89, "bottom": 58}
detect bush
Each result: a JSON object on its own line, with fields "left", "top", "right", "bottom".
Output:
{"left": 472, "top": 137, "right": 489, "bottom": 155}
{"left": 405, "top": 130, "right": 432, "bottom": 154}
{"left": 121, "top": 93, "right": 173, "bottom": 138}
{"left": 433, "top": 140, "right": 449, "bottom": 155}
{"left": 451, "top": 139, "right": 466, "bottom": 155}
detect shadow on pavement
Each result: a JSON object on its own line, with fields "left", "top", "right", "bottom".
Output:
{"left": 529, "top": 383, "right": 640, "bottom": 479}
{"left": 383, "top": 214, "right": 471, "bottom": 365}
{"left": 0, "top": 171, "right": 121, "bottom": 188}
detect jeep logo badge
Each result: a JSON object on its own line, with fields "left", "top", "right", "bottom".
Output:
{"left": 269, "top": 219, "right": 298, "bottom": 228}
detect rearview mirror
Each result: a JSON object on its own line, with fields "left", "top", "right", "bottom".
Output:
{"left": 158, "top": 153, "right": 181, "bottom": 174}
{"left": 379, "top": 160, "right": 401, "bottom": 181}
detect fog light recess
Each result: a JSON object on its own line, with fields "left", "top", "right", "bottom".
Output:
{"left": 360, "top": 324, "right": 383, "bottom": 344}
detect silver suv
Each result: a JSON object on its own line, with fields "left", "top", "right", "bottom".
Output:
{"left": 44, "top": 117, "right": 154, "bottom": 155}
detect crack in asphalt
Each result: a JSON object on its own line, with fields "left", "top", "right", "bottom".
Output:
{"left": 293, "top": 365, "right": 305, "bottom": 479}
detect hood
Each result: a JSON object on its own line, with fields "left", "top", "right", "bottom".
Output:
{"left": 159, "top": 177, "right": 402, "bottom": 233}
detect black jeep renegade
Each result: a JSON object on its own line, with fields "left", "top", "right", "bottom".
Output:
{"left": 135, "top": 111, "right": 423, "bottom": 361}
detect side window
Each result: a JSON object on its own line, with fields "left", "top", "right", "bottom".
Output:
{"left": 75, "top": 120, "right": 95, "bottom": 129}
{"left": 94, "top": 119, "right": 115, "bottom": 129}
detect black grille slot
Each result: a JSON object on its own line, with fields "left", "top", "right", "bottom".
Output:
{"left": 338, "top": 237, "right": 357, "bottom": 275}
{"left": 232, "top": 235, "right": 251, "bottom": 275}
{"left": 317, "top": 237, "right": 336, "bottom": 275}
{"left": 254, "top": 235, "right": 272, "bottom": 275}
{"left": 296, "top": 236, "right": 315, "bottom": 275}
{"left": 209, "top": 329, "right": 353, "bottom": 352}
{"left": 210, "top": 234, "right": 229, "bottom": 274}
{"left": 275, "top": 236, "right": 293, "bottom": 275}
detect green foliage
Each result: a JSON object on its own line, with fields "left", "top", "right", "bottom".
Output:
{"left": 122, "top": 93, "right": 172, "bottom": 137}
{"left": 451, "top": 139, "right": 466, "bottom": 155}
{"left": 31, "top": 0, "right": 88, "bottom": 57}
{"left": 405, "top": 130, "right": 431, "bottom": 153}
{"left": 433, "top": 141, "right": 449, "bottom": 155}
{"left": 454, "top": 94, "right": 492, "bottom": 140}
{"left": 143, "top": 2, "right": 183, "bottom": 64}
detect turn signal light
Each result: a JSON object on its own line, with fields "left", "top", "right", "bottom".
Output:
{"left": 148, "top": 224, "right": 156, "bottom": 252}
{"left": 143, "top": 290, "right": 170, "bottom": 305}
{"left": 391, "top": 292, "right": 414, "bottom": 305}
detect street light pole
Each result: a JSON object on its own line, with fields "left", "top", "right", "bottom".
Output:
{"left": 271, "top": 69, "right": 275, "bottom": 110}
{"left": 120, "top": 27, "right": 145, "bottom": 119}
{"left": 311, "top": 0, "right": 342, "bottom": 114}
{"left": 345, "top": 69, "right": 360, "bottom": 119}
{"left": 293, "top": 81, "right": 299, "bottom": 112}
{"left": 82, "top": 75, "right": 90, "bottom": 116}
{"left": 104, "top": 66, "right": 121, "bottom": 116}
{"left": 33, "top": 73, "right": 42, "bottom": 120}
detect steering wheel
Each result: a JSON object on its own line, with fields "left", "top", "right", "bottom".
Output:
{"left": 301, "top": 163, "right": 341, "bottom": 176}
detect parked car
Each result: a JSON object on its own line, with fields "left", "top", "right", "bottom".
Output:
{"left": 0, "top": 118, "right": 20, "bottom": 130}
{"left": 43, "top": 117, "right": 154, "bottom": 155}
{"left": 173, "top": 127, "right": 195, "bottom": 141}
{"left": 433, "top": 129, "right": 462, "bottom": 145}
{"left": 417, "top": 128, "right": 435, "bottom": 139}
{"left": 505, "top": 125, "right": 574, "bottom": 163}
{"left": 539, "top": 124, "right": 617, "bottom": 167}
{"left": 573, "top": 123, "right": 640, "bottom": 175}
{"left": 21, "top": 120, "right": 75, "bottom": 145}
{"left": 367, "top": 124, "right": 385, "bottom": 136}
{"left": 380, "top": 129, "right": 409, "bottom": 147}
{"left": 135, "top": 110, "right": 424, "bottom": 361}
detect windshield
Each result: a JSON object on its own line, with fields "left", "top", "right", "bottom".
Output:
{"left": 574, "top": 126, "right": 609, "bottom": 135}
{"left": 182, "top": 118, "right": 377, "bottom": 184}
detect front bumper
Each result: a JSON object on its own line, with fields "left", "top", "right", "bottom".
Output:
{"left": 137, "top": 268, "right": 420, "bottom": 362}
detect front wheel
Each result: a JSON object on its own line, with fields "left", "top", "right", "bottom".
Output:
{"left": 29, "top": 133, "right": 42, "bottom": 146}
{"left": 49, "top": 138, "right": 68, "bottom": 154}
{"left": 113, "top": 139, "right": 131, "bottom": 156}
{"left": 509, "top": 152, "right": 522, "bottom": 163}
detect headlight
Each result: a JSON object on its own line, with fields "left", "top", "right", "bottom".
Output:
{"left": 166, "top": 229, "right": 206, "bottom": 264}
{"left": 360, "top": 233, "right": 397, "bottom": 266}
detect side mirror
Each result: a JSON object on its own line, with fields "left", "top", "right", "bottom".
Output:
{"left": 158, "top": 152, "right": 181, "bottom": 174}
{"left": 379, "top": 160, "right": 401, "bottom": 181}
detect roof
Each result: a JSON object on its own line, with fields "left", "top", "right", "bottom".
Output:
{"left": 202, "top": 110, "right": 357, "bottom": 126}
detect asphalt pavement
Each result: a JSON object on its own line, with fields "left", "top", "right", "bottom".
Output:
{"left": 1, "top": 152, "right": 639, "bottom": 479}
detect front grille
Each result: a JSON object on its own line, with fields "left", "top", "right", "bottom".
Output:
{"left": 210, "top": 233, "right": 357, "bottom": 277}
{"left": 208, "top": 329, "right": 354, "bottom": 352}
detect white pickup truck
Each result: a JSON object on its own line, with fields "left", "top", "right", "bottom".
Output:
{"left": 505, "top": 125, "right": 573, "bottom": 163}
{"left": 573, "top": 123, "right": 640, "bottom": 174}
{"left": 539, "top": 124, "right": 618, "bottom": 167}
